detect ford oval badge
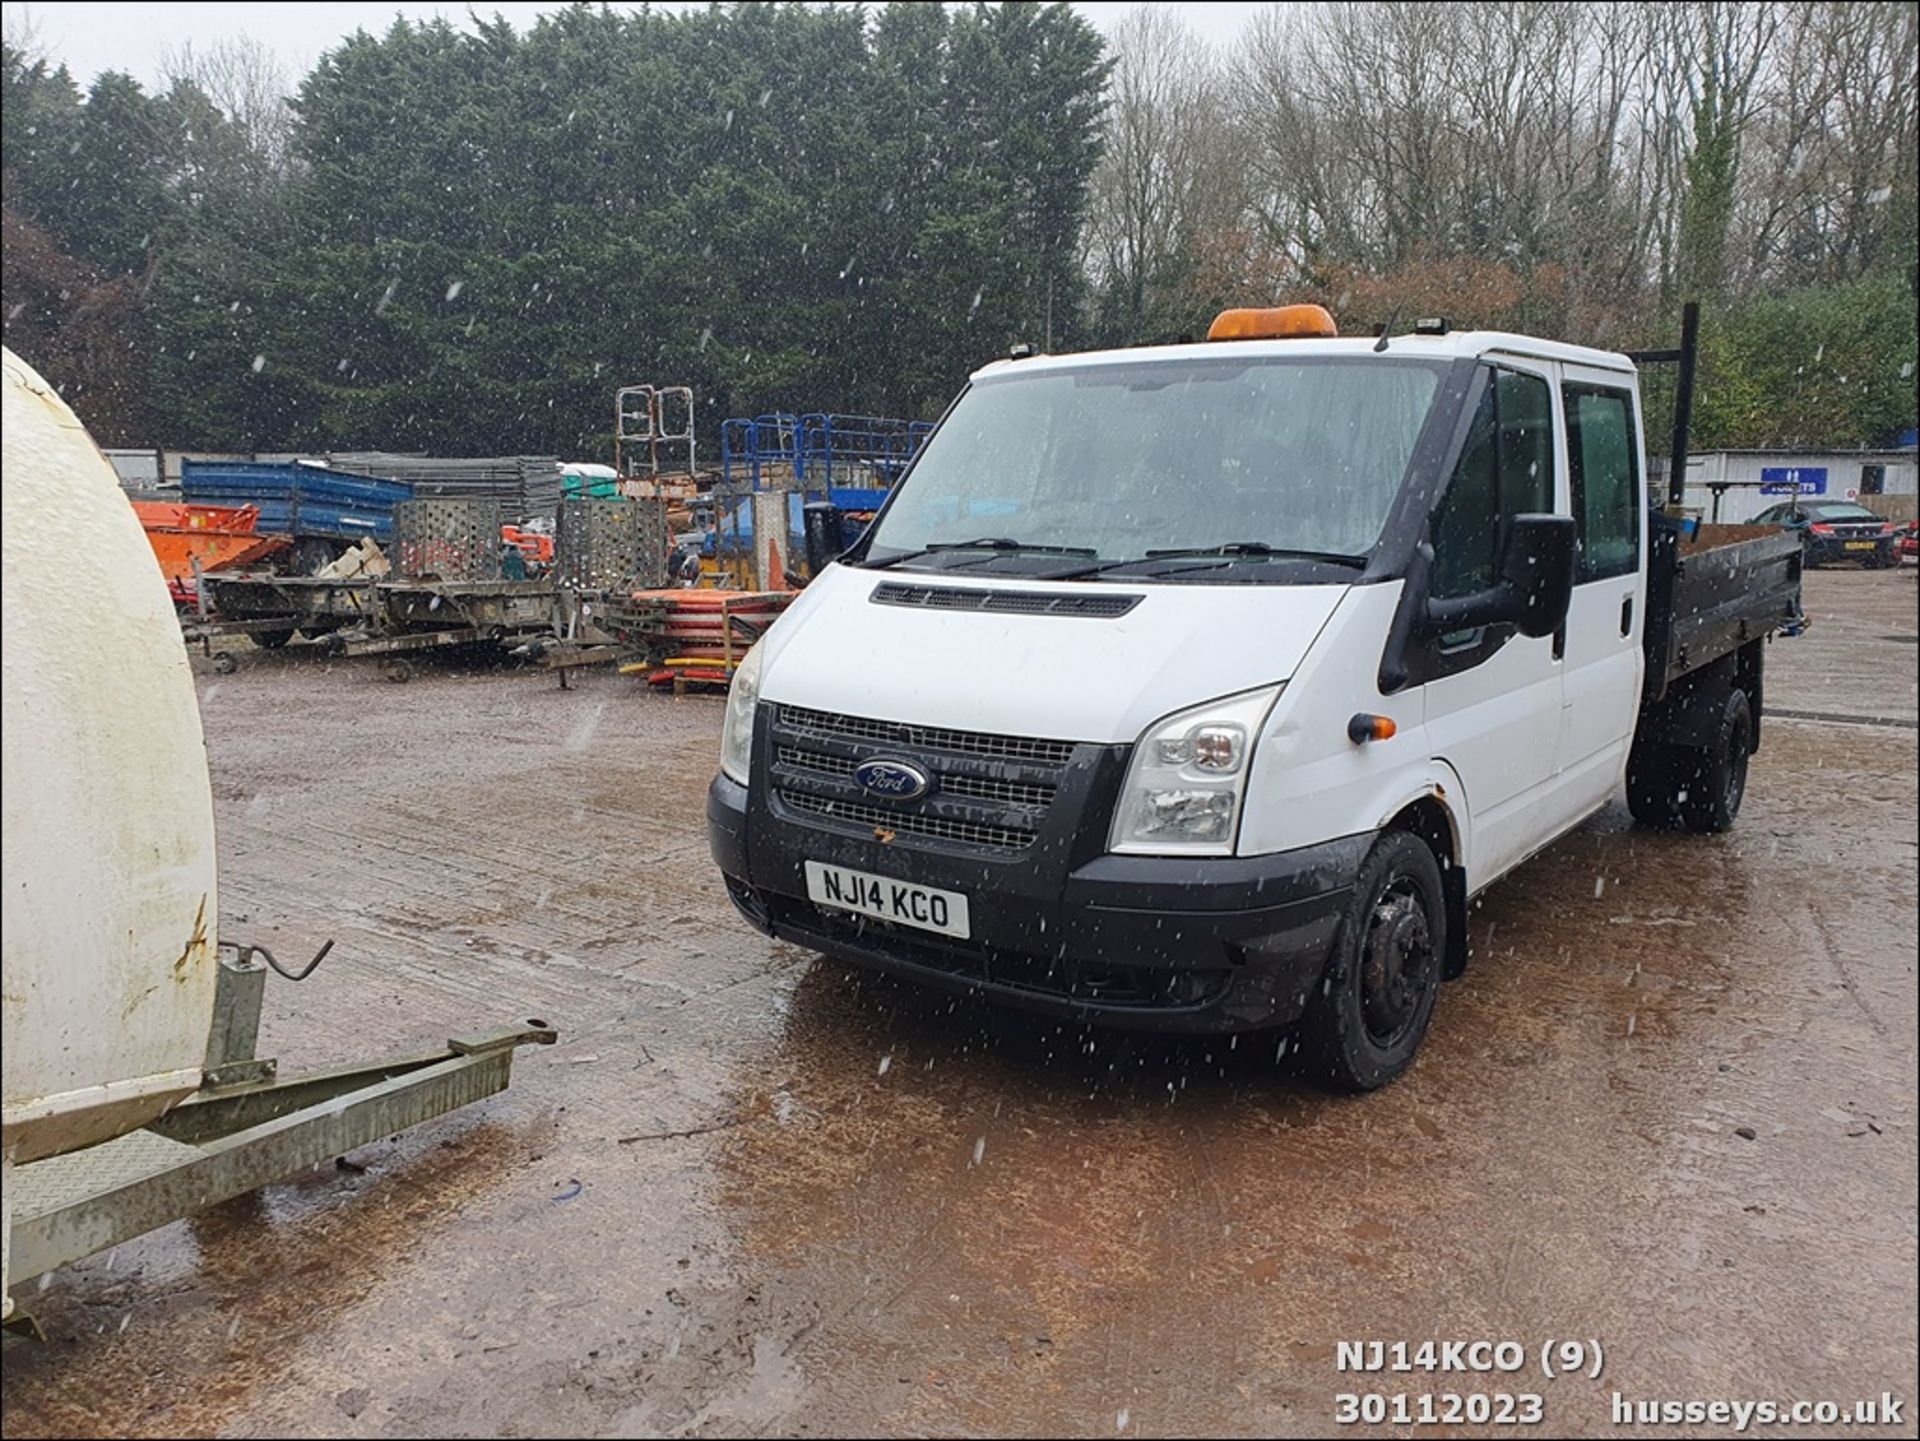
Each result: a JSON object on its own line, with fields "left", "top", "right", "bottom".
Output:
{"left": 854, "top": 757, "right": 932, "bottom": 801}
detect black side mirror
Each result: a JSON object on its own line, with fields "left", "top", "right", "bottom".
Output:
{"left": 1426, "top": 513, "right": 1575, "bottom": 640}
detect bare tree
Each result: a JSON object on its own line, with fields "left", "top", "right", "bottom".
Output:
{"left": 1084, "top": 6, "right": 1245, "bottom": 338}
{"left": 1246, "top": 2, "right": 1467, "bottom": 272}
{"left": 1738, "top": 1, "right": 1917, "bottom": 287}
{"left": 1092, "top": 0, "right": 1912, "bottom": 343}
{"left": 160, "top": 35, "right": 295, "bottom": 177}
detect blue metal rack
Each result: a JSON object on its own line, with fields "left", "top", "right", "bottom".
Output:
{"left": 719, "top": 412, "right": 931, "bottom": 511}
{"left": 709, "top": 412, "right": 931, "bottom": 562}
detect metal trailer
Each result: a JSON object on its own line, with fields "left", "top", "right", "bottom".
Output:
{"left": 363, "top": 496, "right": 669, "bottom": 682}
{"left": 189, "top": 502, "right": 555, "bottom": 679}
{"left": 187, "top": 572, "right": 384, "bottom": 670}
{"left": 510, "top": 499, "right": 673, "bottom": 687}
{"left": 191, "top": 498, "right": 668, "bottom": 684}
{"left": 5, "top": 944, "right": 554, "bottom": 1322}
{"left": 354, "top": 578, "right": 560, "bottom": 682}
{"left": 185, "top": 573, "right": 546, "bottom": 680}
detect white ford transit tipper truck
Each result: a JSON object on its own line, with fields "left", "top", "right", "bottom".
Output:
{"left": 707, "top": 305, "right": 1802, "bottom": 1089}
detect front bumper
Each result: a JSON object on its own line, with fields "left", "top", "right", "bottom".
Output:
{"left": 708, "top": 772, "right": 1365, "bottom": 1033}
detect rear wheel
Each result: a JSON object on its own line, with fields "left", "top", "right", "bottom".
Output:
{"left": 1299, "top": 831, "right": 1446, "bottom": 1092}
{"left": 1679, "top": 690, "right": 1752, "bottom": 833}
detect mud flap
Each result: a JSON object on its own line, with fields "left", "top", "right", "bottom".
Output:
{"left": 1442, "top": 864, "right": 1470, "bottom": 978}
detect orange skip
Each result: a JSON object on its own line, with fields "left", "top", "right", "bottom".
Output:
{"left": 132, "top": 501, "right": 289, "bottom": 604}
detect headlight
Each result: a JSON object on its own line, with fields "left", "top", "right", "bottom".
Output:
{"left": 1109, "top": 685, "right": 1283, "bottom": 855}
{"left": 719, "top": 642, "right": 765, "bottom": 784}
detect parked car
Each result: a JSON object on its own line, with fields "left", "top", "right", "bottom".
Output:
{"left": 1750, "top": 500, "right": 1899, "bottom": 567}
{"left": 1894, "top": 518, "right": 1919, "bottom": 566}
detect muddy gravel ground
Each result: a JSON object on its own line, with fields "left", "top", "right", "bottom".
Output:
{"left": 4, "top": 569, "right": 1916, "bottom": 1439}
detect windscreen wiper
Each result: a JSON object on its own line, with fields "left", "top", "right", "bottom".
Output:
{"left": 863, "top": 537, "right": 1098, "bottom": 569}
{"left": 1140, "top": 542, "right": 1368, "bottom": 567}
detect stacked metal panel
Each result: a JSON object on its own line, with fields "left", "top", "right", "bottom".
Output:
{"left": 180, "top": 459, "right": 412, "bottom": 542}
{"left": 328, "top": 453, "right": 563, "bottom": 524}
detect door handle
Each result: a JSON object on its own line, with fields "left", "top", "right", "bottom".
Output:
{"left": 1620, "top": 594, "right": 1634, "bottom": 636}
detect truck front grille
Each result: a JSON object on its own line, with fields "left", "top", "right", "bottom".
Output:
{"left": 768, "top": 705, "right": 1076, "bottom": 855}
{"left": 774, "top": 746, "right": 1055, "bottom": 811}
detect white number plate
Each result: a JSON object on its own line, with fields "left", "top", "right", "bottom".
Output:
{"left": 804, "top": 861, "right": 971, "bottom": 939}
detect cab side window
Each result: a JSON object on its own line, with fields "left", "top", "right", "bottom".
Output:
{"left": 1563, "top": 386, "right": 1639, "bottom": 581}
{"left": 1430, "top": 367, "right": 1556, "bottom": 599}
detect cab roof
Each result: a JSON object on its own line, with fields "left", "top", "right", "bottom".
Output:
{"left": 972, "top": 331, "right": 1638, "bottom": 383}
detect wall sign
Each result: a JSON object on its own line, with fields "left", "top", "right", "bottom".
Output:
{"left": 1758, "top": 465, "right": 1828, "bottom": 496}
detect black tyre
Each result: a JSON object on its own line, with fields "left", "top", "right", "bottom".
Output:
{"left": 1299, "top": 831, "right": 1446, "bottom": 1092}
{"left": 210, "top": 651, "right": 239, "bottom": 675}
{"left": 1626, "top": 741, "right": 1686, "bottom": 828}
{"left": 1679, "top": 689, "right": 1752, "bottom": 834}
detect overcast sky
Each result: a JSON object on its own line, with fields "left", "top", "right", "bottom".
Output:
{"left": 3, "top": 1, "right": 1265, "bottom": 88}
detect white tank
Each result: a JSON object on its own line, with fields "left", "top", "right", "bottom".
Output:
{"left": 2, "top": 347, "right": 220, "bottom": 1166}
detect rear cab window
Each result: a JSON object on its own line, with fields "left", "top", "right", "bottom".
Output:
{"left": 1562, "top": 384, "right": 1640, "bottom": 582}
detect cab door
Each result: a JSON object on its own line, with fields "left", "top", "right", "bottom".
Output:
{"left": 1553, "top": 370, "right": 1646, "bottom": 818}
{"left": 1418, "top": 361, "right": 1568, "bottom": 886}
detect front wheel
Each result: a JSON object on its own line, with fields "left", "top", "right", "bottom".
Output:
{"left": 1298, "top": 831, "right": 1446, "bottom": 1092}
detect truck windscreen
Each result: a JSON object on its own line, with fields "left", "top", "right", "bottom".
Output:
{"left": 865, "top": 356, "right": 1446, "bottom": 573}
